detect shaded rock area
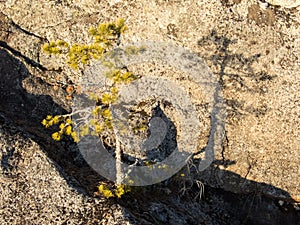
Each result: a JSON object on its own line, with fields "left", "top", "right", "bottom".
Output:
{"left": 0, "top": 118, "right": 299, "bottom": 224}
{"left": 0, "top": 122, "right": 129, "bottom": 225}
{"left": 0, "top": 0, "right": 299, "bottom": 224}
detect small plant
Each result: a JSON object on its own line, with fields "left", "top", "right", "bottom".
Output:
{"left": 42, "top": 18, "right": 127, "bottom": 69}
{"left": 41, "top": 18, "right": 145, "bottom": 197}
{"left": 98, "top": 182, "right": 131, "bottom": 198}
{"left": 41, "top": 18, "right": 139, "bottom": 143}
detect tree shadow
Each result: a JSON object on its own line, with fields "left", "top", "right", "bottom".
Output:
{"left": 195, "top": 31, "right": 288, "bottom": 197}
{"left": 198, "top": 29, "right": 298, "bottom": 198}
{"left": 197, "top": 30, "right": 275, "bottom": 122}
{"left": 0, "top": 42, "right": 298, "bottom": 225}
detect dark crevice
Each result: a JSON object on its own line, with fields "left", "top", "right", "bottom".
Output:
{"left": 0, "top": 41, "right": 47, "bottom": 71}
{"left": 1, "top": 148, "right": 15, "bottom": 175}
{"left": 221, "top": 132, "right": 229, "bottom": 166}
{"left": 244, "top": 156, "right": 252, "bottom": 180}
{"left": 10, "top": 19, "right": 47, "bottom": 42}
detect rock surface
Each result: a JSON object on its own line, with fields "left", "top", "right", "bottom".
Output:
{"left": 265, "top": 0, "right": 300, "bottom": 8}
{"left": 0, "top": 0, "right": 299, "bottom": 224}
{"left": 0, "top": 123, "right": 130, "bottom": 225}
